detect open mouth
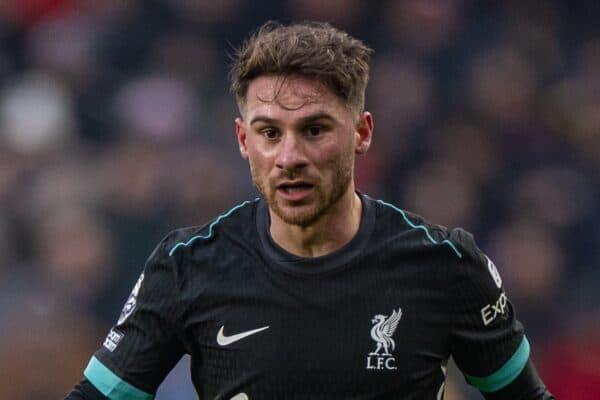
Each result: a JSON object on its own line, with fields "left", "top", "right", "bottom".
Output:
{"left": 276, "top": 182, "right": 314, "bottom": 200}
{"left": 278, "top": 182, "right": 313, "bottom": 193}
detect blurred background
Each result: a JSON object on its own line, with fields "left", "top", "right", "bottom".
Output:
{"left": 0, "top": 0, "right": 598, "bottom": 398}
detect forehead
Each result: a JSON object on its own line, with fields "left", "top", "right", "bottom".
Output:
{"left": 244, "top": 75, "right": 348, "bottom": 119}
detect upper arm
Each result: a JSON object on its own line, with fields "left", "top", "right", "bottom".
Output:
{"left": 83, "top": 234, "right": 187, "bottom": 399}
{"left": 448, "top": 228, "right": 551, "bottom": 397}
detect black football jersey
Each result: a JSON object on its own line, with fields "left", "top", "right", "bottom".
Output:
{"left": 83, "top": 194, "right": 534, "bottom": 399}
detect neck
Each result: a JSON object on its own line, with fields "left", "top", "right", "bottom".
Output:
{"left": 269, "top": 187, "right": 363, "bottom": 258}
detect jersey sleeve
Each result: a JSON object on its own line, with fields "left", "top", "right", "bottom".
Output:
{"left": 448, "top": 228, "right": 539, "bottom": 395}
{"left": 83, "top": 232, "right": 186, "bottom": 399}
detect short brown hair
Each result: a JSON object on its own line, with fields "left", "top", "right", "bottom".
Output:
{"left": 229, "top": 21, "right": 373, "bottom": 114}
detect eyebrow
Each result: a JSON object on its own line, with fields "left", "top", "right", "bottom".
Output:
{"left": 249, "top": 112, "right": 337, "bottom": 126}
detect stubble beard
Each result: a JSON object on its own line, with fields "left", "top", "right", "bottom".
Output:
{"left": 251, "top": 152, "right": 354, "bottom": 228}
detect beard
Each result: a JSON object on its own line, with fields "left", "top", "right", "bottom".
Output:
{"left": 250, "top": 150, "right": 354, "bottom": 228}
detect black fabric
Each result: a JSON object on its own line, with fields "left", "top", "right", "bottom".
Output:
{"left": 65, "top": 379, "right": 107, "bottom": 400}
{"left": 78, "top": 194, "right": 552, "bottom": 399}
{"left": 256, "top": 194, "right": 376, "bottom": 274}
{"left": 483, "top": 359, "right": 555, "bottom": 400}
{"left": 448, "top": 227, "right": 524, "bottom": 377}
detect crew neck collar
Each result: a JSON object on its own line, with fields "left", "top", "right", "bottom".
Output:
{"left": 256, "top": 193, "right": 375, "bottom": 276}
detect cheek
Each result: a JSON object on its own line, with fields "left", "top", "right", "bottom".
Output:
{"left": 247, "top": 150, "right": 270, "bottom": 179}
{"left": 316, "top": 140, "right": 354, "bottom": 169}
{"left": 246, "top": 137, "right": 271, "bottom": 163}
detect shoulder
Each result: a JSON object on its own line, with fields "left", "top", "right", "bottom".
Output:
{"left": 366, "top": 195, "right": 505, "bottom": 302}
{"left": 165, "top": 198, "right": 260, "bottom": 259}
{"left": 367, "top": 195, "right": 500, "bottom": 280}
{"left": 367, "top": 195, "right": 465, "bottom": 260}
{"left": 140, "top": 198, "right": 260, "bottom": 296}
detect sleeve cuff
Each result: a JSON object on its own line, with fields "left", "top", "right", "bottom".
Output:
{"left": 84, "top": 356, "right": 154, "bottom": 400}
{"left": 464, "top": 336, "right": 530, "bottom": 392}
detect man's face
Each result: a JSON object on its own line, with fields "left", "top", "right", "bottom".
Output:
{"left": 235, "top": 75, "right": 372, "bottom": 227}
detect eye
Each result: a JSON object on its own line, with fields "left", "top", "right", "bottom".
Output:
{"left": 306, "top": 125, "right": 323, "bottom": 137}
{"left": 260, "top": 128, "right": 280, "bottom": 140}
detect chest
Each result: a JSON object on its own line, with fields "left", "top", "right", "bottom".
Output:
{"left": 182, "top": 254, "right": 451, "bottom": 399}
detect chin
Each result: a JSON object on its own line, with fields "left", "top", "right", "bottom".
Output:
{"left": 272, "top": 202, "right": 325, "bottom": 227}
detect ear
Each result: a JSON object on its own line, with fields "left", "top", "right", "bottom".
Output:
{"left": 235, "top": 117, "right": 249, "bottom": 159}
{"left": 354, "top": 111, "right": 373, "bottom": 155}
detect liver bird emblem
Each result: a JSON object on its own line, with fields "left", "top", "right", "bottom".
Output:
{"left": 369, "top": 308, "right": 402, "bottom": 356}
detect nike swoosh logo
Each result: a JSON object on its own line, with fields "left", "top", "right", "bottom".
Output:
{"left": 217, "top": 325, "right": 269, "bottom": 346}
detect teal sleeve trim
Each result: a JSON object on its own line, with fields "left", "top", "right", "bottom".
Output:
{"left": 84, "top": 356, "right": 154, "bottom": 400}
{"left": 169, "top": 198, "right": 259, "bottom": 256}
{"left": 465, "top": 336, "right": 530, "bottom": 393}
{"left": 376, "top": 199, "right": 463, "bottom": 258}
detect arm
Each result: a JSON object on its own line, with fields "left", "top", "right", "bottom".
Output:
{"left": 448, "top": 228, "right": 554, "bottom": 399}
{"left": 65, "top": 232, "right": 186, "bottom": 399}
{"left": 65, "top": 379, "right": 107, "bottom": 399}
{"left": 480, "top": 359, "right": 554, "bottom": 400}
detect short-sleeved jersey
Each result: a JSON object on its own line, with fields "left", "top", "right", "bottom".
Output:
{"left": 83, "top": 194, "right": 536, "bottom": 399}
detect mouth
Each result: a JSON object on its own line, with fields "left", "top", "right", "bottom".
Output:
{"left": 276, "top": 181, "right": 314, "bottom": 201}
{"left": 277, "top": 181, "right": 313, "bottom": 192}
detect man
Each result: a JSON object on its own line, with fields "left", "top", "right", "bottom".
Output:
{"left": 67, "top": 21, "right": 554, "bottom": 399}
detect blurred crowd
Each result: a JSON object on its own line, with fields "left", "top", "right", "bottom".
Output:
{"left": 0, "top": 0, "right": 598, "bottom": 398}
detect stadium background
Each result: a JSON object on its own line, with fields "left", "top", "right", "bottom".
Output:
{"left": 0, "top": 0, "right": 598, "bottom": 398}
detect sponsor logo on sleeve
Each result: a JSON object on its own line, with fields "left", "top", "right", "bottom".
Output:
{"left": 481, "top": 292, "right": 508, "bottom": 326}
{"left": 117, "top": 272, "right": 144, "bottom": 325}
{"left": 103, "top": 328, "right": 124, "bottom": 352}
{"left": 486, "top": 256, "right": 502, "bottom": 288}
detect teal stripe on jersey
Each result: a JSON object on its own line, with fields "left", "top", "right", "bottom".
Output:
{"left": 169, "top": 199, "right": 258, "bottom": 256}
{"left": 465, "top": 336, "right": 530, "bottom": 392}
{"left": 84, "top": 356, "right": 153, "bottom": 400}
{"left": 376, "top": 199, "right": 463, "bottom": 258}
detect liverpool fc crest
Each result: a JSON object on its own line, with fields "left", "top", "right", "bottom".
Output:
{"left": 366, "top": 307, "right": 402, "bottom": 370}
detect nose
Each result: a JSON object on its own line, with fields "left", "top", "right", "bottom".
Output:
{"left": 275, "top": 133, "right": 308, "bottom": 172}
